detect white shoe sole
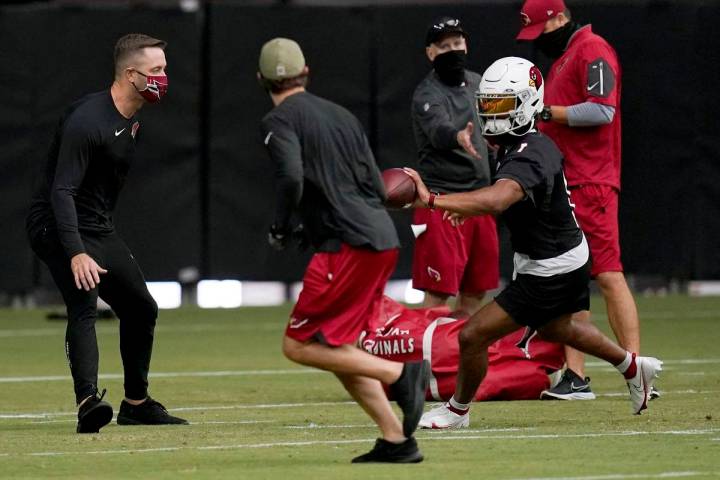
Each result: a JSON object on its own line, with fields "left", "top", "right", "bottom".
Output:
{"left": 539, "top": 390, "right": 596, "bottom": 401}
{"left": 419, "top": 413, "right": 470, "bottom": 429}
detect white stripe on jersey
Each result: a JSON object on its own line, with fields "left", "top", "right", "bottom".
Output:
{"left": 512, "top": 235, "right": 589, "bottom": 278}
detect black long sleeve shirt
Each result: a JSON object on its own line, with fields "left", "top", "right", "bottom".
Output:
{"left": 27, "top": 90, "right": 139, "bottom": 257}
{"left": 260, "top": 92, "right": 399, "bottom": 252}
{"left": 411, "top": 70, "right": 491, "bottom": 193}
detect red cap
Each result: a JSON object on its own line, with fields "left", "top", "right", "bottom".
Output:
{"left": 516, "top": 0, "right": 566, "bottom": 40}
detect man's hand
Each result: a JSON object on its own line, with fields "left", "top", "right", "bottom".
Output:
{"left": 443, "top": 210, "right": 467, "bottom": 227}
{"left": 70, "top": 253, "right": 107, "bottom": 291}
{"left": 402, "top": 168, "right": 431, "bottom": 208}
{"left": 457, "top": 121, "right": 481, "bottom": 159}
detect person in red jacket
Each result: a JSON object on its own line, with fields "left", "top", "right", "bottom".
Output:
{"left": 516, "top": 0, "right": 655, "bottom": 400}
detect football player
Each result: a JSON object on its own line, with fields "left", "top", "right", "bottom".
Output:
{"left": 402, "top": 57, "right": 662, "bottom": 429}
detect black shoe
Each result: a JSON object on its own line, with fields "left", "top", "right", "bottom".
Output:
{"left": 77, "top": 389, "right": 113, "bottom": 434}
{"left": 389, "top": 360, "right": 429, "bottom": 437}
{"left": 540, "top": 369, "right": 596, "bottom": 400}
{"left": 351, "top": 437, "right": 423, "bottom": 464}
{"left": 116, "top": 396, "right": 188, "bottom": 425}
{"left": 649, "top": 385, "right": 661, "bottom": 400}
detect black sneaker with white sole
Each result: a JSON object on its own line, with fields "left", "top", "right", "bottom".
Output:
{"left": 540, "top": 368, "right": 596, "bottom": 400}
{"left": 389, "top": 360, "right": 430, "bottom": 437}
{"left": 351, "top": 437, "right": 424, "bottom": 464}
{"left": 116, "top": 397, "right": 188, "bottom": 425}
{"left": 77, "top": 388, "right": 113, "bottom": 434}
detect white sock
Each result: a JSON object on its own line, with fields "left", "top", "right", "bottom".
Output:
{"left": 448, "top": 396, "right": 470, "bottom": 411}
{"left": 615, "top": 351, "right": 633, "bottom": 374}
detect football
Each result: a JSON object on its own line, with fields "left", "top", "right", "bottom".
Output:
{"left": 382, "top": 168, "right": 417, "bottom": 209}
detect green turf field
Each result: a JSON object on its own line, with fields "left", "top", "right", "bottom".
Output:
{"left": 0, "top": 295, "right": 718, "bottom": 479}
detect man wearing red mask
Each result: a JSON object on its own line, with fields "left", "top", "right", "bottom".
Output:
{"left": 516, "top": 0, "right": 651, "bottom": 400}
{"left": 26, "top": 34, "right": 186, "bottom": 433}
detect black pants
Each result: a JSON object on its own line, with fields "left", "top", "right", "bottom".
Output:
{"left": 30, "top": 227, "right": 158, "bottom": 404}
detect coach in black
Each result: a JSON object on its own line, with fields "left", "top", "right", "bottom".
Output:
{"left": 26, "top": 34, "right": 186, "bottom": 433}
{"left": 410, "top": 17, "right": 499, "bottom": 316}
{"left": 257, "top": 38, "right": 428, "bottom": 463}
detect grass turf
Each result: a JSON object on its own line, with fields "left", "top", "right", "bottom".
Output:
{"left": 0, "top": 295, "right": 718, "bottom": 479}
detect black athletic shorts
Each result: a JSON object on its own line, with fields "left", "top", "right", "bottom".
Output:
{"left": 495, "top": 260, "right": 591, "bottom": 329}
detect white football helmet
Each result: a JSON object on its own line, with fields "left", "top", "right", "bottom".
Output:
{"left": 475, "top": 57, "right": 544, "bottom": 136}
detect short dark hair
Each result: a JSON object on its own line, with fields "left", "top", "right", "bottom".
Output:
{"left": 114, "top": 33, "right": 166, "bottom": 77}
{"left": 564, "top": 8, "right": 572, "bottom": 20}
{"left": 261, "top": 73, "right": 309, "bottom": 94}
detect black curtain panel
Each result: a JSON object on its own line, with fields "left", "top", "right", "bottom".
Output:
{"left": 1, "top": 1, "right": 718, "bottom": 288}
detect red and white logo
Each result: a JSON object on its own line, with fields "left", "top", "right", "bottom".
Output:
{"left": 520, "top": 12, "right": 532, "bottom": 26}
{"left": 529, "top": 65, "right": 543, "bottom": 89}
{"left": 427, "top": 266, "right": 442, "bottom": 283}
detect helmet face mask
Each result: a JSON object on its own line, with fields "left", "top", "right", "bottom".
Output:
{"left": 475, "top": 57, "right": 545, "bottom": 137}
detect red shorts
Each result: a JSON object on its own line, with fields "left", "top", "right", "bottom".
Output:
{"left": 287, "top": 244, "right": 399, "bottom": 347}
{"left": 411, "top": 208, "right": 499, "bottom": 296}
{"left": 570, "top": 184, "right": 623, "bottom": 276}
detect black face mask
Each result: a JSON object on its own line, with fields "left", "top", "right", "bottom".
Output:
{"left": 534, "top": 21, "right": 578, "bottom": 59}
{"left": 433, "top": 50, "right": 467, "bottom": 86}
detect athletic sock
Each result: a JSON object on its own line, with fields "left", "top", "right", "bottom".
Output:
{"left": 615, "top": 352, "right": 638, "bottom": 379}
{"left": 447, "top": 396, "right": 470, "bottom": 415}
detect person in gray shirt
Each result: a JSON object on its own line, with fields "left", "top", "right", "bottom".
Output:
{"left": 410, "top": 17, "right": 499, "bottom": 316}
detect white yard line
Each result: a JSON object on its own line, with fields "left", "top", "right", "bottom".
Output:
{"left": 0, "top": 401, "right": 356, "bottom": 419}
{"left": 7, "top": 428, "right": 719, "bottom": 458}
{"left": 1, "top": 358, "right": 716, "bottom": 384}
{"left": 509, "top": 471, "right": 712, "bottom": 480}
{"left": 586, "top": 359, "right": 720, "bottom": 368}
{"left": 0, "top": 324, "right": 246, "bottom": 338}
{"left": 0, "top": 368, "right": 319, "bottom": 383}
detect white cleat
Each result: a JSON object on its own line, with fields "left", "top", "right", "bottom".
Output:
{"left": 626, "top": 356, "right": 663, "bottom": 415}
{"left": 418, "top": 403, "right": 470, "bottom": 429}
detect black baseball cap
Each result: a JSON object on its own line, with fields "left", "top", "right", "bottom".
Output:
{"left": 425, "top": 16, "right": 469, "bottom": 46}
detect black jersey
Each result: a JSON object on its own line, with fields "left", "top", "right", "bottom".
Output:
{"left": 411, "top": 70, "right": 490, "bottom": 193}
{"left": 27, "top": 90, "right": 139, "bottom": 258}
{"left": 495, "top": 131, "right": 584, "bottom": 262}
{"left": 260, "top": 92, "right": 399, "bottom": 252}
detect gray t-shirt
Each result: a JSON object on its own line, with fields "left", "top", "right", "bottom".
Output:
{"left": 261, "top": 92, "right": 399, "bottom": 252}
{"left": 411, "top": 70, "right": 491, "bottom": 193}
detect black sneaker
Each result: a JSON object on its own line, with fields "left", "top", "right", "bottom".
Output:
{"left": 351, "top": 437, "right": 423, "bottom": 464}
{"left": 77, "top": 389, "right": 113, "bottom": 434}
{"left": 116, "top": 396, "right": 188, "bottom": 425}
{"left": 389, "top": 360, "right": 430, "bottom": 437}
{"left": 540, "top": 368, "right": 596, "bottom": 400}
{"left": 649, "top": 385, "right": 661, "bottom": 400}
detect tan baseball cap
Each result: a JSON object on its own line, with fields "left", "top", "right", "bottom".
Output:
{"left": 259, "top": 38, "right": 306, "bottom": 81}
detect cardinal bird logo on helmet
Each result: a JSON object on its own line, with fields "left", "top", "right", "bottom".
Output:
{"left": 529, "top": 66, "right": 543, "bottom": 89}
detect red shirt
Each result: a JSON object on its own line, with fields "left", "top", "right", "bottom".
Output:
{"left": 539, "top": 25, "right": 622, "bottom": 189}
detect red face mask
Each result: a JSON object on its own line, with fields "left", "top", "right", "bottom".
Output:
{"left": 132, "top": 71, "right": 168, "bottom": 103}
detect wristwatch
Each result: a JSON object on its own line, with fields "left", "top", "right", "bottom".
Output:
{"left": 540, "top": 106, "right": 553, "bottom": 122}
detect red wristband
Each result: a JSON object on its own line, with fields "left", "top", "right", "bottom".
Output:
{"left": 428, "top": 193, "right": 437, "bottom": 209}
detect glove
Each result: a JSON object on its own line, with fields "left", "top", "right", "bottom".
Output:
{"left": 268, "top": 224, "right": 291, "bottom": 251}
{"left": 291, "top": 224, "right": 309, "bottom": 251}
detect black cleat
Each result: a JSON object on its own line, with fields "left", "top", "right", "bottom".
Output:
{"left": 389, "top": 360, "right": 429, "bottom": 438}
{"left": 351, "top": 437, "right": 424, "bottom": 464}
{"left": 77, "top": 389, "right": 113, "bottom": 434}
{"left": 540, "top": 369, "right": 596, "bottom": 400}
{"left": 116, "top": 396, "right": 188, "bottom": 425}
